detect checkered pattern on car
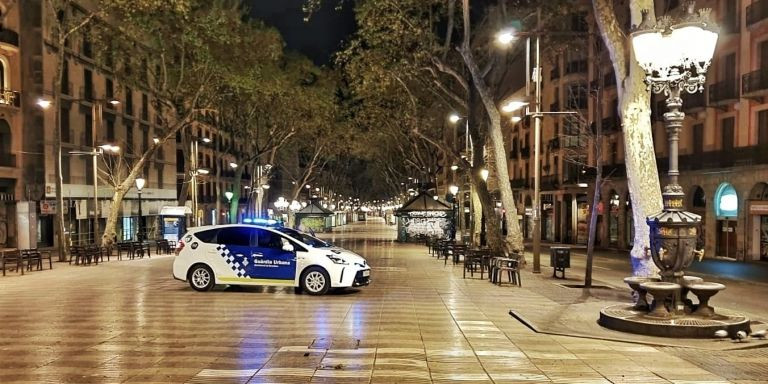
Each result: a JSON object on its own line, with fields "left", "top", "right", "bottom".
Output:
{"left": 217, "top": 244, "right": 249, "bottom": 278}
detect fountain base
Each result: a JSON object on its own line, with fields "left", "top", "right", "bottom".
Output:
{"left": 599, "top": 304, "right": 750, "bottom": 338}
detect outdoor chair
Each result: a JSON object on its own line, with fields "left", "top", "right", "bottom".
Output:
{"left": 1, "top": 250, "right": 24, "bottom": 276}
{"left": 21, "top": 249, "right": 45, "bottom": 271}
{"left": 493, "top": 256, "right": 521, "bottom": 287}
{"left": 448, "top": 243, "right": 468, "bottom": 266}
{"left": 117, "top": 242, "right": 133, "bottom": 260}
{"left": 464, "top": 248, "right": 489, "bottom": 279}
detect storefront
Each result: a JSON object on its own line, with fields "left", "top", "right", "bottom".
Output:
{"left": 608, "top": 191, "right": 620, "bottom": 246}
{"left": 714, "top": 182, "right": 739, "bottom": 259}
{"left": 748, "top": 182, "right": 768, "bottom": 262}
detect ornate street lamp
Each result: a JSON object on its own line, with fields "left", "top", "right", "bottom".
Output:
{"left": 135, "top": 177, "right": 146, "bottom": 241}
{"left": 631, "top": 2, "right": 717, "bottom": 287}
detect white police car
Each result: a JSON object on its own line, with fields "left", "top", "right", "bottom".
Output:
{"left": 172, "top": 224, "right": 371, "bottom": 295}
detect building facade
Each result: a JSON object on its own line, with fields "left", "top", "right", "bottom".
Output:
{"left": 502, "top": 0, "right": 768, "bottom": 262}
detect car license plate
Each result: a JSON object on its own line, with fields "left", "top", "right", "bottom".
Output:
{"left": 362, "top": 270, "right": 370, "bottom": 277}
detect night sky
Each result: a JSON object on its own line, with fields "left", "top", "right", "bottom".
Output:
{"left": 247, "top": 0, "right": 356, "bottom": 66}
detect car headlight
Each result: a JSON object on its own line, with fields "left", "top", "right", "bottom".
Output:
{"left": 326, "top": 254, "right": 348, "bottom": 265}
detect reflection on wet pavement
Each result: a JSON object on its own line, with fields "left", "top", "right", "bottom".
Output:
{"left": 0, "top": 218, "right": 746, "bottom": 383}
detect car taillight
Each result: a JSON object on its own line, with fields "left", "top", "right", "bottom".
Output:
{"left": 175, "top": 240, "right": 185, "bottom": 255}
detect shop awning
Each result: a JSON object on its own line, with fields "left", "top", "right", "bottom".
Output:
{"left": 159, "top": 206, "right": 192, "bottom": 216}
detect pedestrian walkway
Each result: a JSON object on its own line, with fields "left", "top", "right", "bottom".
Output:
{"left": 0, "top": 218, "right": 766, "bottom": 383}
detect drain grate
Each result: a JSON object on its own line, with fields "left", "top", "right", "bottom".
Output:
{"left": 557, "top": 284, "right": 614, "bottom": 289}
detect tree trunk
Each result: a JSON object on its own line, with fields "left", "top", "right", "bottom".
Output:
{"left": 102, "top": 121, "right": 188, "bottom": 247}
{"left": 593, "top": 0, "right": 661, "bottom": 276}
{"left": 53, "top": 43, "right": 67, "bottom": 260}
{"left": 460, "top": 0, "right": 523, "bottom": 255}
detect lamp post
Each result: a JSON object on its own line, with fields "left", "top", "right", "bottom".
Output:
{"left": 224, "top": 191, "right": 233, "bottom": 223}
{"left": 135, "top": 177, "right": 145, "bottom": 241}
{"left": 631, "top": 2, "right": 717, "bottom": 301}
{"left": 449, "top": 185, "right": 459, "bottom": 240}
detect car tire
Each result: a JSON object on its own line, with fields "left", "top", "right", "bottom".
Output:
{"left": 300, "top": 266, "right": 330, "bottom": 296}
{"left": 188, "top": 264, "right": 215, "bottom": 292}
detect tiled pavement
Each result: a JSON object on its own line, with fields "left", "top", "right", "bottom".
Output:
{"left": 0, "top": 219, "right": 766, "bottom": 383}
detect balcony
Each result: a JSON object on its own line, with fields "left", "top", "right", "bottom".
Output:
{"left": 549, "top": 102, "right": 559, "bottom": 112}
{"left": 541, "top": 175, "right": 560, "bottom": 190}
{"left": 747, "top": 0, "right": 768, "bottom": 28}
{"left": 548, "top": 137, "right": 560, "bottom": 150}
{"left": 565, "top": 59, "right": 588, "bottom": 75}
{"left": 0, "top": 89, "right": 20, "bottom": 108}
{"left": 510, "top": 178, "right": 529, "bottom": 189}
{"left": 520, "top": 146, "right": 531, "bottom": 158}
{"left": 681, "top": 91, "right": 706, "bottom": 113}
{"left": 743, "top": 68, "right": 768, "bottom": 99}
{"left": 0, "top": 153, "right": 16, "bottom": 167}
{"left": 671, "top": 145, "right": 768, "bottom": 171}
{"left": 566, "top": 97, "right": 588, "bottom": 110}
{"left": 708, "top": 79, "right": 739, "bottom": 106}
{"left": 509, "top": 147, "right": 518, "bottom": 159}
{"left": 0, "top": 28, "right": 19, "bottom": 49}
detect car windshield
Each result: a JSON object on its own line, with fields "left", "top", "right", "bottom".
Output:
{"left": 277, "top": 228, "right": 331, "bottom": 248}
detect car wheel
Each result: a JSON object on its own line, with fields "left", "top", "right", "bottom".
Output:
{"left": 188, "top": 264, "right": 215, "bottom": 292}
{"left": 301, "top": 266, "right": 330, "bottom": 296}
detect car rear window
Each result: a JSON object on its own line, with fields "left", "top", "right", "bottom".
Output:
{"left": 194, "top": 229, "right": 220, "bottom": 243}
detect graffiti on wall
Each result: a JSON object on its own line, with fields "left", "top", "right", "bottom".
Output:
{"left": 398, "top": 211, "right": 452, "bottom": 240}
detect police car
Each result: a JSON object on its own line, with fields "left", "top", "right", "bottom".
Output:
{"left": 172, "top": 224, "right": 371, "bottom": 295}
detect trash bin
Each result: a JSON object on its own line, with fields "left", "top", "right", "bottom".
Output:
{"left": 549, "top": 246, "right": 570, "bottom": 279}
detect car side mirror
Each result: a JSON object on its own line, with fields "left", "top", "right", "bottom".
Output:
{"left": 282, "top": 243, "right": 295, "bottom": 252}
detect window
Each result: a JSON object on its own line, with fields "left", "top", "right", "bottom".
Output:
{"left": 61, "top": 107, "right": 70, "bottom": 142}
{"left": 126, "top": 121, "right": 134, "bottom": 150}
{"left": 195, "top": 228, "right": 219, "bottom": 243}
{"left": 61, "top": 60, "right": 70, "bottom": 94}
{"left": 106, "top": 78, "right": 114, "bottom": 100}
{"left": 121, "top": 217, "right": 135, "bottom": 241}
{"left": 84, "top": 113, "right": 92, "bottom": 145}
{"left": 62, "top": 156, "right": 70, "bottom": 183}
{"left": 218, "top": 227, "right": 254, "bottom": 246}
{"left": 82, "top": 35, "right": 92, "bottom": 57}
{"left": 157, "top": 164, "right": 164, "bottom": 189}
{"left": 759, "top": 111, "right": 768, "bottom": 146}
{"left": 256, "top": 229, "right": 285, "bottom": 249}
{"left": 141, "top": 124, "right": 149, "bottom": 153}
{"left": 693, "top": 123, "right": 704, "bottom": 154}
{"left": 85, "top": 157, "right": 93, "bottom": 184}
{"left": 141, "top": 94, "right": 148, "bottom": 121}
{"left": 83, "top": 69, "right": 93, "bottom": 100}
{"left": 125, "top": 87, "right": 133, "bottom": 116}
{"left": 721, "top": 117, "right": 735, "bottom": 150}
{"left": 106, "top": 118, "right": 115, "bottom": 141}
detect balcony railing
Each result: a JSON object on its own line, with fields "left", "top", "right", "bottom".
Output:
{"left": 743, "top": 68, "right": 768, "bottom": 95}
{"left": 510, "top": 178, "right": 529, "bottom": 189}
{"left": 0, "top": 153, "right": 16, "bottom": 167}
{"left": 565, "top": 59, "right": 588, "bottom": 75}
{"left": 541, "top": 175, "right": 559, "bottom": 190}
{"left": 708, "top": 79, "right": 739, "bottom": 105}
{"left": 681, "top": 91, "right": 706, "bottom": 111}
{"left": 520, "top": 146, "right": 531, "bottom": 158}
{"left": 747, "top": 0, "right": 768, "bottom": 27}
{"left": 549, "top": 102, "right": 559, "bottom": 112}
{"left": 0, "top": 89, "right": 20, "bottom": 108}
{"left": 548, "top": 137, "right": 560, "bottom": 150}
{"left": 601, "top": 116, "right": 621, "bottom": 133}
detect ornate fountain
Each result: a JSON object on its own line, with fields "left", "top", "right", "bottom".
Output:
{"left": 598, "top": 2, "right": 750, "bottom": 338}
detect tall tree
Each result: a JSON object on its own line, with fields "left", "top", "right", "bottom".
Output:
{"left": 92, "top": 0, "right": 244, "bottom": 246}
{"left": 593, "top": 0, "right": 661, "bottom": 276}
